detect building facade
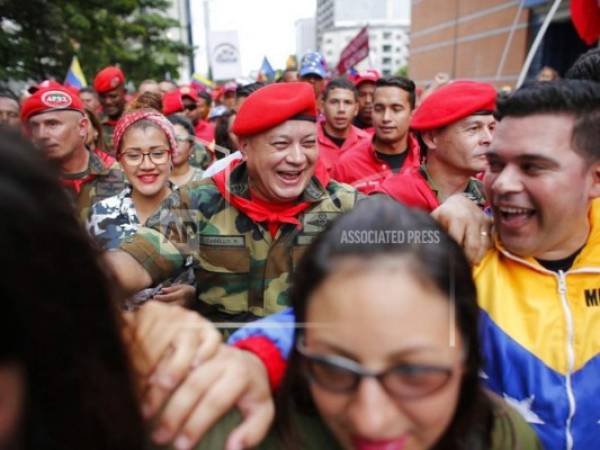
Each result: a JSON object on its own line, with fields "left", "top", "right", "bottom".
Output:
{"left": 296, "top": 18, "right": 318, "bottom": 62}
{"left": 316, "top": 0, "right": 410, "bottom": 75}
{"left": 321, "top": 25, "right": 410, "bottom": 76}
{"left": 409, "top": 0, "right": 594, "bottom": 88}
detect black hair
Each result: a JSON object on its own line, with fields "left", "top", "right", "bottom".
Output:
{"left": 84, "top": 108, "right": 105, "bottom": 151}
{"left": 276, "top": 197, "right": 500, "bottom": 450}
{"left": 321, "top": 77, "right": 358, "bottom": 101}
{"left": 565, "top": 48, "right": 600, "bottom": 82}
{"left": 376, "top": 76, "right": 416, "bottom": 109}
{"left": 215, "top": 110, "right": 238, "bottom": 154}
{"left": 236, "top": 82, "right": 265, "bottom": 99}
{"left": 198, "top": 91, "right": 212, "bottom": 107}
{"left": 78, "top": 86, "right": 98, "bottom": 97}
{"left": 496, "top": 79, "right": 600, "bottom": 162}
{"left": 0, "top": 87, "right": 19, "bottom": 104}
{"left": 0, "top": 129, "right": 146, "bottom": 449}
{"left": 168, "top": 113, "right": 195, "bottom": 137}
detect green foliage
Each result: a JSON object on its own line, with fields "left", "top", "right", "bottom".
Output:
{"left": 0, "top": 0, "right": 192, "bottom": 85}
{"left": 396, "top": 65, "right": 409, "bottom": 78}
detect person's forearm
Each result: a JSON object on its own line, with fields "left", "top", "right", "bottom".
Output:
{"left": 104, "top": 250, "right": 153, "bottom": 296}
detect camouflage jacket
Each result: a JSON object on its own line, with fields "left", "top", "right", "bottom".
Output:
{"left": 64, "top": 151, "right": 127, "bottom": 222}
{"left": 120, "top": 162, "right": 360, "bottom": 324}
{"left": 100, "top": 116, "right": 118, "bottom": 156}
{"left": 87, "top": 184, "right": 141, "bottom": 250}
{"left": 189, "top": 141, "right": 212, "bottom": 170}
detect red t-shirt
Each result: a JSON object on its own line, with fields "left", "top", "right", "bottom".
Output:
{"left": 195, "top": 120, "right": 215, "bottom": 144}
{"left": 317, "top": 122, "right": 371, "bottom": 172}
{"left": 330, "top": 134, "right": 421, "bottom": 194}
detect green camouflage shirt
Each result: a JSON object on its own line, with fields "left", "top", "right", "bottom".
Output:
{"left": 189, "top": 141, "right": 212, "bottom": 170}
{"left": 420, "top": 163, "right": 487, "bottom": 208}
{"left": 120, "top": 162, "right": 359, "bottom": 324}
{"left": 100, "top": 116, "right": 117, "bottom": 156}
{"left": 65, "top": 151, "right": 127, "bottom": 222}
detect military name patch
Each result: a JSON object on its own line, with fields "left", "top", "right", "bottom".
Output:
{"left": 199, "top": 235, "right": 245, "bottom": 247}
{"left": 296, "top": 234, "right": 315, "bottom": 246}
{"left": 302, "top": 212, "right": 339, "bottom": 233}
{"left": 41, "top": 90, "right": 72, "bottom": 108}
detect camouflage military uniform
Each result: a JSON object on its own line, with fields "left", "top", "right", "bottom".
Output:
{"left": 65, "top": 151, "right": 127, "bottom": 222}
{"left": 120, "top": 161, "right": 359, "bottom": 325}
{"left": 420, "top": 164, "right": 486, "bottom": 207}
{"left": 87, "top": 183, "right": 194, "bottom": 309}
{"left": 189, "top": 141, "right": 212, "bottom": 170}
{"left": 100, "top": 116, "right": 118, "bottom": 156}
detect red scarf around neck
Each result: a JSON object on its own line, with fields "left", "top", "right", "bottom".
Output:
{"left": 212, "top": 159, "right": 330, "bottom": 238}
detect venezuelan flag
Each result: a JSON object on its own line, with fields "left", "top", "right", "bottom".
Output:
{"left": 64, "top": 56, "right": 87, "bottom": 90}
{"left": 257, "top": 57, "right": 275, "bottom": 82}
{"left": 192, "top": 73, "right": 214, "bottom": 90}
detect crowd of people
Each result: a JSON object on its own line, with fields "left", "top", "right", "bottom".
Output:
{"left": 1, "top": 46, "right": 600, "bottom": 450}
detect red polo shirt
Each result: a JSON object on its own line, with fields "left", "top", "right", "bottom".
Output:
{"left": 317, "top": 122, "right": 371, "bottom": 172}
{"left": 330, "top": 134, "right": 421, "bottom": 194}
{"left": 195, "top": 119, "right": 215, "bottom": 144}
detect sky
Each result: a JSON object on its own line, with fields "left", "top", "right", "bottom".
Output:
{"left": 190, "top": 0, "right": 317, "bottom": 79}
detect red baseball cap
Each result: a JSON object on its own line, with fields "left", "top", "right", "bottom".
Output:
{"left": 178, "top": 85, "right": 199, "bottom": 102}
{"left": 232, "top": 82, "right": 316, "bottom": 137}
{"left": 93, "top": 66, "right": 125, "bottom": 94}
{"left": 21, "top": 86, "right": 84, "bottom": 123}
{"left": 410, "top": 80, "right": 497, "bottom": 131}
{"left": 162, "top": 90, "right": 185, "bottom": 116}
{"left": 353, "top": 69, "right": 380, "bottom": 87}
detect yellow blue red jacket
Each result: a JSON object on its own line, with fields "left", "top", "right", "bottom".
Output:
{"left": 475, "top": 199, "right": 600, "bottom": 450}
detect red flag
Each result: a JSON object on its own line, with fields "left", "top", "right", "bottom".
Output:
{"left": 336, "top": 27, "right": 370, "bottom": 75}
{"left": 571, "top": 0, "right": 600, "bottom": 45}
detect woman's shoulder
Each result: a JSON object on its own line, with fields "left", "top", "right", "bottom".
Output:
{"left": 190, "top": 408, "right": 341, "bottom": 450}
{"left": 490, "top": 395, "right": 543, "bottom": 450}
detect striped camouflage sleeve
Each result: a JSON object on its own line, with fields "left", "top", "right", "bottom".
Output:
{"left": 119, "top": 227, "right": 185, "bottom": 284}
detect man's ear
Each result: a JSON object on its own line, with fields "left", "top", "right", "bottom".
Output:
{"left": 588, "top": 160, "right": 600, "bottom": 199}
{"left": 238, "top": 138, "right": 250, "bottom": 160}
{"left": 79, "top": 116, "right": 89, "bottom": 140}
{"left": 421, "top": 129, "right": 438, "bottom": 151}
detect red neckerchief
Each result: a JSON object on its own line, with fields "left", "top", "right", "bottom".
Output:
{"left": 61, "top": 174, "right": 97, "bottom": 194}
{"left": 212, "top": 159, "right": 330, "bottom": 238}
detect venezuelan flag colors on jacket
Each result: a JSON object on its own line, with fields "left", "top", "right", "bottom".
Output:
{"left": 475, "top": 199, "right": 600, "bottom": 450}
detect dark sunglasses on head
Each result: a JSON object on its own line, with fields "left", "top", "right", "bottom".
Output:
{"left": 296, "top": 336, "right": 455, "bottom": 399}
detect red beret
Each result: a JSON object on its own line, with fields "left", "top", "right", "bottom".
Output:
{"left": 178, "top": 85, "right": 198, "bottom": 102}
{"left": 93, "top": 66, "right": 125, "bottom": 94}
{"left": 21, "top": 86, "right": 84, "bottom": 122}
{"left": 162, "top": 90, "right": 185, "bottom": 116}
{"left": 232, "top": 82, "right": 317, "bottom": 137}
{"left": 411, "top": 80, "right": 497, "bottom": 131}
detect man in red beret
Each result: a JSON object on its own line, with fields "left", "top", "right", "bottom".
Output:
{"left": 330, "top": 76, "right": 420, "bottom": 194}
{"left": 318, "top": 77, "right": 370, "bottom": 172}
{"left": 21, "top": 85, "right": 125, "bottom": 220}
{"left": 352, "top": 69, "right": 380, "bottom": 133}
{"left": 105, "top": 81, "right": 360, "bottom": 326}
{"left": 94, "top": 66, "right": 127, "bottom": 155}
{"left": 377, "top": 80, "right": 497, "bottom": 212}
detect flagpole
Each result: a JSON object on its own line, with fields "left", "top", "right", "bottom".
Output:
{"left": 496, "top": 0, "right": 525, "bottom": 81}
{"left": 516, "top": 0, "right": 562, "bottom": 88}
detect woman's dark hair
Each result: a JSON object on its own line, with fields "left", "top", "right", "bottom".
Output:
{"left": 276, "top": 197, "right": 496, "bottom": 450}
{"left": 215, "top": 110, "right": 237, "bottom": 155}
{"left": 0, "top": 129, "right": 146, "bottom": 450}
{"left": 84, "top": 107, "right": 105, "bottom": 151}
{"left": 168, "top": 113, "right": 195, "bottom": 137}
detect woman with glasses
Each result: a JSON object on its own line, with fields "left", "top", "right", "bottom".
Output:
{"left": 167, "top": 114, "right": 204, "bottom": 187}
{"left": 87, "top": 108, "right": 195, "bottom": 308}
{"left": 196, "top": 197, "right": 540, "bottom": 450}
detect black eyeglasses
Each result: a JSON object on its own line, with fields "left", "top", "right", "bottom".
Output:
{"left": 120, "top": 149, "right": 170, "bottom": 166}
{"left": 296, "top": 337, "right": 454, "bottom": 399}
{"left": 184, "top": 103, "right": 197, "bottom": 111}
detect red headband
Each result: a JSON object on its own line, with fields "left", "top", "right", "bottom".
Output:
{"left": 112, "top": 110, "right": 178, "bottom": 158}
